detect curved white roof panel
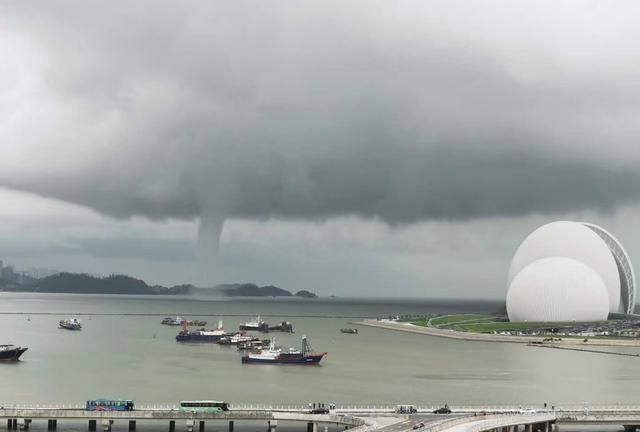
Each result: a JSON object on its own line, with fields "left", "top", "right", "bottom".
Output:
{"left": 507, "top": 257, "right": 610, "bottom": 322}
{"left": 582, "top": 223, "right": 636, "bottom": 315}
{"left": 508, "top": 221, "right": 621, "bottom": 314}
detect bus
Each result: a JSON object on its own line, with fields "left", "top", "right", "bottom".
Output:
{"left": 396, "top": 404, "right": 417, "bottom": 414}
{"left": 179, "top": 401, "right": 230, "bottom": 413}
{"left": 86, "top": 400, "right": 134, "bottom": 411}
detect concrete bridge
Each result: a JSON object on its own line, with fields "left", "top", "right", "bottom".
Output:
{"left": 2, "top": 404, "right": 640, "bottom": 432}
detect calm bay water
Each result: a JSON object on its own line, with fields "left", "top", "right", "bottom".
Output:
{"left": 1, "top": 293, "right": 640, "bottom": 408}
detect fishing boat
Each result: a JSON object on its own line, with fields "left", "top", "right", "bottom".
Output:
{"left": 241, "top": 336, "right": 326, "bottom": 365}
{"left": 163, "top": 317, "right": 207, "bottom": 326}
{"left": 59, "top": 317, "right": 82, "bottom": 331}
{"left": 176, "top": 321, "right": 226, "bottom": 342}
{"left": 0, "top": 345, "right": 28, "bottom": 361}
{"left": 239, "top": 316, "right": 266, "bottom": 331}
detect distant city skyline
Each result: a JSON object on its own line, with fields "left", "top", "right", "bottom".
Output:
{"left": 2, "top": 2, "right": 640, "bottom": 297}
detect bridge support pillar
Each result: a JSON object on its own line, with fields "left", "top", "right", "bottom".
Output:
{"left": 7, "top": 420, "right": 12, "bottom": 429}
{"left": 268, "top": 420, "right": 277, "bottom": 432}
{"left": 624, "top": 426, "right": 638, "bottom": 432}
{"left": 11, "top": 419, "right": 17, "bottom": 430}
{"left": 169, "top": 421, "right": 175, "bottom": 432}
{"left": 48, "top": 420, "right": 57, "bottom": 430}
{"left": 101, "top": 419, "right": 113, "bottom": 432}
{"left": 89, "top": 420, "right": 97, "bottom": 431}
{"left": 199, "top": 421, "right": 205, "bottom": 432}
{"left": 129, "top": 421, "right": 136, "bottom": 432}
{"left": 228, "top": 421, "right": 234, "bottom": 432}
{"left": 186, "top": 420, "right": 195, "bottom": 432}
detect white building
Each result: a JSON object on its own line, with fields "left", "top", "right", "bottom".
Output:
{"left": 506, "top": 221, "right": 636, "bottom": 322}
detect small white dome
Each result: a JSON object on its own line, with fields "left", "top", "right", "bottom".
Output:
{"left": 508, "top": 221, "right": 620, "bottom": 313}
{"left": 507, "top": 257, "right": 610, "bottom": 322}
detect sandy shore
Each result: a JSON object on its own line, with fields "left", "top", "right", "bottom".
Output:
{"left": 355, "top": 319, "right": 640, "bottom": 347}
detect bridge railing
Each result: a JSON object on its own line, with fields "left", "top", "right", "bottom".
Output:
{"left": 4, "top": 404, "right": 640, "bottom": 414}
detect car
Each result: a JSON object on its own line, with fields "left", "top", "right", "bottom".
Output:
{"left": 310, "top": 408, "right": 329, "bottom": 414}
{"left": 412, "top": 422, "right": 425, "bottom": 430}
{"left": 433, "top": 407, "right": 451, "bottom": 414}
{"left": 520, "top": 408, "right": 536, "bottom": 414}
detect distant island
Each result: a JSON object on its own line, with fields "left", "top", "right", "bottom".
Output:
{"left": 0, "top": 268, "right": 317, "bottom": 298}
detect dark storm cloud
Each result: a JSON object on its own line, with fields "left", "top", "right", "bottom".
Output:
{"left": 2, "top": 1, "right": 640, "bottom": 224}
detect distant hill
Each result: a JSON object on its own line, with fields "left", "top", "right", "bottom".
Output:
{"left": 219, "top": 283, "right": 291, "bottom": 297}
{"left": 0, "top": 271, "right": 317, "bottom": 298}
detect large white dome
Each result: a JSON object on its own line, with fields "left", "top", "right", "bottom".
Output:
{"left": 508, "top": 221, "right": 621, "bottom": 313}
{"left": 507, "top": 257, "right": 610, "bottom": 322}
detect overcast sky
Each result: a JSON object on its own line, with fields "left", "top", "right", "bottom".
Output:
{"left": 1, "top": 1, "right": 640, "bottom": 298}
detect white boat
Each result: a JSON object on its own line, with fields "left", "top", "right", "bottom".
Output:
{"left": 59, "top": 317, "right": 82, "bottom": 331}
{"left": 239, "top": 316, "right": 265, "bottom": 331}
{"left": 241, "top": 336, "right": 327, "bottom": 364}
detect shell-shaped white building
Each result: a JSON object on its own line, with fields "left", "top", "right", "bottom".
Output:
{"left": 506, "top": 221, "right": 635, "bottom": 322}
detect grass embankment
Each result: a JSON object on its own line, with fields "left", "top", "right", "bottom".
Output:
{"left": 411, "top": 313, "right": 613, "bottom": 334}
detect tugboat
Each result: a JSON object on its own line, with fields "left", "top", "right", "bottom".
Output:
{"left": 59, "top": 317, "right": 82, "bottom": 330}
{"left": 176, "top": 321, "right": 227, "bottom": 342}
{"left": 241, "top": 336, "right": 326, "bottom": 365}
{"left": 239, "top": 316, "right": 266, "bottom": 331}
{"left": 0, "top": 345, "right": 28, "bottom": 361}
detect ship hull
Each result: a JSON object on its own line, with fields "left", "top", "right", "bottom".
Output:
{"left": 241, "top": 353, "right": 326, "bottom": 365}
{"left": 176, "top": 335, "right": 225, "bottom": 342}
{"left": 0, "top": 347, "right": 28, "bottom": 361}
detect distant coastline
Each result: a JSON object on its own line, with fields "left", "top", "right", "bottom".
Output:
{"left": 0, "top": 271, "right": 317, "bottom": 298}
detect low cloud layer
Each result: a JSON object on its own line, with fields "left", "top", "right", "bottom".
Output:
{"left": 2, "top": 1, "right": 640, "bottom": 226}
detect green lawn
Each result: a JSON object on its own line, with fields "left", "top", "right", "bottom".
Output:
{"left": 460, "top": 320, "right": 611, "bottom": 333}
{"left": 411, "top": 313, "right": 613, "bottom": 334}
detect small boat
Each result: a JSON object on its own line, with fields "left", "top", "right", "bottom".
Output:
{"left": 176, "top": 321, "right": 226, "bottom": 342}
{"left": 340, "top": 328, "right": 358, "bottom": 334}
{"left": 218, "top": 333, "right": 259, "bottom": 345}
{"left": 161, "top": 317, "right": 184, "bottom": 326}
{"left": 237, "top": 339, "right": 271, "bottom": 351}
{"left": 239, "top": 316, "right": 266, "bottom": 331}
{"left": 163, "top": 317, "right": 207, "bottom": 326}
{"left": 59, "top": 317, "right": 82, "bottom": 331}
{"left": 0, "top": 345, "right": 28, "bottom": 361}
{"left": 241, "top": 336, "right": 326, "bottom": 365}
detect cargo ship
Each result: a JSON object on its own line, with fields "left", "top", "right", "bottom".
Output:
{"left": 59, "top": 317, "right": 82, "bottom": 330}
{"left": 176, "top": 321, "right": 226, "bottom": 342}
{"left": 241, "top": 336, "right": 326, "bottom": 365}
{"left": 0, "top": 345, "right": 28, "bottom": 361}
